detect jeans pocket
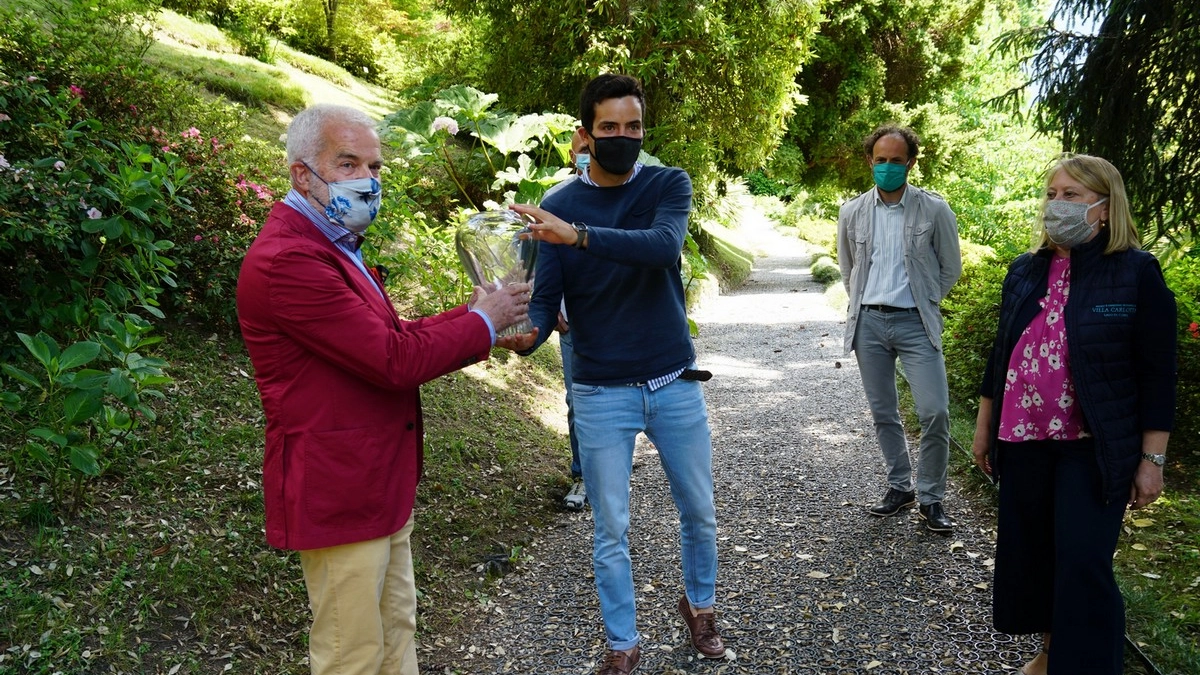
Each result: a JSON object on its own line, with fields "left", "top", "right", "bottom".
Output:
{"left": 571, "top": 383, "right": 605, "bottom": 397}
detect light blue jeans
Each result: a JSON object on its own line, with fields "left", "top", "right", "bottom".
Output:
{"left": 571, "top": 375, "right": 718, "bottom": 650}
{"left": 853, "top": 307, "right": 950, "bottom": 505}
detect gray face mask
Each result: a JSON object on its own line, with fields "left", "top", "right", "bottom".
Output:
{"left": 1043, "top": 197, "right": 1107, "bottom": 248}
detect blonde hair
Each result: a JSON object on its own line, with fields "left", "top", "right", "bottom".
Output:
{"left": 1032, "top": 153, "right": 1140, "bottom": 254}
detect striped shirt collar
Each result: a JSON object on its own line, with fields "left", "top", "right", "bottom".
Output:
{"left": 872, "top": 183, "right": 912, "bottom": 208}
{"left": 283, "top": 189, "right": 362, "bottom": 250}
{"left": 580, "top": 162, "right": 644, "bottom": 187}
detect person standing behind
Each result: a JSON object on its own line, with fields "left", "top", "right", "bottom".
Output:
{"left": 971, "top": 153, "right": 1176, "bottom": 675}
{"left": 511, "top": 73, "right": 724, "bottom": 675}
{"left": 837, "top": 124, "right": 962, "bottom": 532}
{"left": 544, "top": 129, "right": 590, "bottom": 510}
{"left": 236, "top": 103, "right": 534, "bottom": 675}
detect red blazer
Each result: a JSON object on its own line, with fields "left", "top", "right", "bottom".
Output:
{"left": 237, "top": 202, "right": 492, "bottom": 550}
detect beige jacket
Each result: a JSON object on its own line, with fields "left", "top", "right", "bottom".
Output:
{"left": 836, "top": 185, "right": 962, "bottom": 354}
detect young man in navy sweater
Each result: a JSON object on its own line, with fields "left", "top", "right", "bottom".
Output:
{"left": 512, "top": 73, "right": 724, "bottom": 675}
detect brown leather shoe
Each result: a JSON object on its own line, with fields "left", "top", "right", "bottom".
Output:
{"left": 677, "top": 595, "right": 726, "bottom": 658}
{"left": 594, "top": 646, "right": 640, "bottom": 675}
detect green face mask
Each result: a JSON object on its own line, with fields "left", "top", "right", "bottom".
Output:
{"left": 872, "top": 163, "right": 908, "bottom": 192}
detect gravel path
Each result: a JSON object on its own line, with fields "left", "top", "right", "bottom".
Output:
{"left": 422, "top": 214, "right": 1036, "bottom": 674}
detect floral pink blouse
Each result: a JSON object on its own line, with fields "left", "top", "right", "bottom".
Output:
{"left": 997, "top": 254, "right": 1090, "bottom": 442}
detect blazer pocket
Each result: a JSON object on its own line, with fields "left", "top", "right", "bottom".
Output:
{"left": 301, "top": 426, "right": 396, "bottom": 526}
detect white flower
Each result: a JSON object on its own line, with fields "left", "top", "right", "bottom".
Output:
{"left": 1012, "top": 424, "right": 1026, "bottom": 438}
{"left": 1047, "top": 354, "right": 1061, "bottom": 370}
{"left": 53, "top": 160, "right": 65, "bottom": 171}
{"left": 432, "top": 116, "right": 459, "bottom": 135}
{"left": 1047, "top": 310, "right": 1060, "bottom": 324}
{"left": 1032, "top": 393, "right": 1043, "bottom": 407}
{"left": 1039, "top": 344, "right": 1050, "bottom": 358}
{"left": 87, "top": 207, "right": 102, "bottom": 219}
{"left": 0, "top": 113, "right": 10, "bottom": 122}
{"left": 1048, "top": 417, "right": 1063, "bottom": 432}
{"left": 1023, "top": 344, "right": 1033, "bottom": 359}
{"left": 1021, "top": 394, "right": 1032, "bottom": 408}
{"left": 0, "top": 154, "right": 9, "bottom": 169}
{"left": 1006, "top": 369, "right": 1017, "bottom": 383}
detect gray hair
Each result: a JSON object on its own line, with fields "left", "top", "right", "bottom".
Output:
{"left": 285, "top": 104, "right": 379, "bottom": 165}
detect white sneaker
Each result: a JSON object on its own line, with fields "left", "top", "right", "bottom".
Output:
{"left": 564, "top": 479, "right": 587, "bottom": 511}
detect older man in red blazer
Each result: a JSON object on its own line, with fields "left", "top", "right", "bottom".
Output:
{"left": 237, "top": 103, "right": 534, "bottom": 675}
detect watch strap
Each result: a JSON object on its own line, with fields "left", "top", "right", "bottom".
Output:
{"left": 571, "top": 222, "right": 588, "bottom": 249}
{"left": 1141, "top": 452, "right": 1166, "bottom": 466}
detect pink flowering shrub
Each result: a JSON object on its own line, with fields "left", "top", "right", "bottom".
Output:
{"left": 146, "top": 125, "right": 284, "bottom": 324}
{"left": 0, "top": 0, "right": 287, "bottom": 354}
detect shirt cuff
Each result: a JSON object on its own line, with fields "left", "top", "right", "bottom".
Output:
{"left": 469, "top": 308, "right": 497, "bottom": 346}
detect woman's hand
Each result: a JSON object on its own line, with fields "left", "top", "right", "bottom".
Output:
{"left": 971, "top": 398, "right": 994, "bottom": 476}
{"left": 1128, "top": 431, "right": 1169, "bottom": 510}
{"left": 1128, "top": 461, "right": 1164, "bottom": 510}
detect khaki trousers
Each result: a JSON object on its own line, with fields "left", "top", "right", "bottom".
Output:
{"left": 299, "top": 518, "right": 419, "bottom": 675}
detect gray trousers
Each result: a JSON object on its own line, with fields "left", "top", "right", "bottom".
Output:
{"left": 853, "top": 307, "right": 950, "bottom": 504}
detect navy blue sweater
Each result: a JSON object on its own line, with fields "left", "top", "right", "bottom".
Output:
{"left": 525, "top": 165, "right": 695, "bottom": 385}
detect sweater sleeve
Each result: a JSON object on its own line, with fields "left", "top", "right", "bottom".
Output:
{"left": 1134, "top": 256, "right": 1178, "bottom": 431}
{"left": 584, "top": 168, "right": 693, "bottom": 269}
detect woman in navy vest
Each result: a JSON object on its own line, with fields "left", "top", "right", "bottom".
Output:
{"left": 970, "top": 154, "right": 1177, "bottom": 675}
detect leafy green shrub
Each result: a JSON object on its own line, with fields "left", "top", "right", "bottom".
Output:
{"left": 383, "top": 85, "right": 576, "bottom": 214}
{"left": 369, "top": 167, "right": 472, "bottom": 317}
{"left": 746, "top": 170, "right": 787, "bottom": 197}
{"left": 941, "top": 257, "right": 1009, "bottom": 409}
{"left": 229, "top": 21, "right": 275, "bottom": 63}
{"left": 1163, "top": 253, "right": 1200, "bottom": 458}
{"left": 1, "top": 317, "right": 172, "bottom": 516}
{"left": 811, "top": 255, "right": 841, "bottom": 286}
{"left": 0, "top": 107, "right": 192, "bottom": 354}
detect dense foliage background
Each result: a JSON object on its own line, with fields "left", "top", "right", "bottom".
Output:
{"left": 1, "top": 0, "right": 1197, "bottom": 673}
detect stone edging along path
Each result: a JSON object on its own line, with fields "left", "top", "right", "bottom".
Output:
{"left": 421, "top": 220, "right": 1036, "bottom": 674}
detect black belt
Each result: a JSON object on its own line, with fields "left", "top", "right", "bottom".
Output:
{"left": 623, "top": 369, "right": 713, "bottom": 387}
{"left": 862, "top": 304, "right": 917, "bottom": 313}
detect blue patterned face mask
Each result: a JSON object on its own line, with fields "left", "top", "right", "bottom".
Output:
{"left": 575, "top": 150, "right": 590, "bottom": 174}
{"left": 305, "top": 163, "right": 381, "bottom": 233}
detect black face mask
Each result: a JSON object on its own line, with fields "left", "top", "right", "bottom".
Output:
{"left": 591, "top": 135, "right": 642, "bottom": 175}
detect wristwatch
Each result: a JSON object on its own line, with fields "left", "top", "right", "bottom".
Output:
{"left": 570, "top": 221, "right": 588, "bottom": 249}
{"left": 1141, "top": 452, "right": 1166, "bottom": 467}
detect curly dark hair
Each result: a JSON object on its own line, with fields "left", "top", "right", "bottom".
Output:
{"left": 862, "top": 124, "right": 920, "bottom": 160}
{"left": 580, "top": 74, "right": 645, "bottom": 132}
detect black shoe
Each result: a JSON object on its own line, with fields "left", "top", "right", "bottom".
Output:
{"left": 919, "top": 502, "right": 953, "bottom": 532}
{"left": 869, "top": 488, "right": 916, "bottom": 516}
